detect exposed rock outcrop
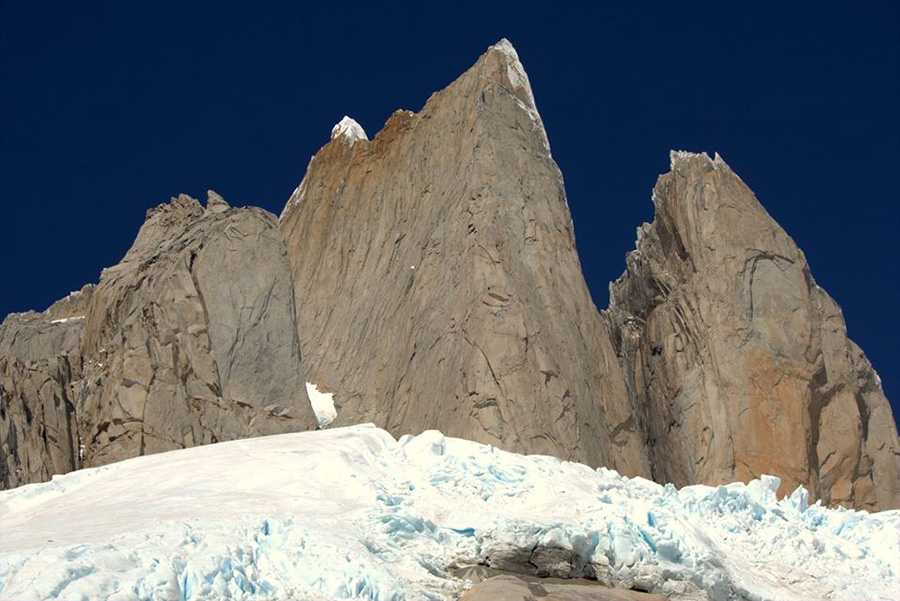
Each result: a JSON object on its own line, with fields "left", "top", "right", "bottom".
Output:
{"left": 605, "top": 151, "right": 900, "bottom": 509}
{"left": 459, "top": 572, "right": 668, "bottom": 601}
{"left": 278, "top": 39, "right": 649, "bottom": 475}
{"left": 2, "top": 40, "right": 897, "bottom": 512}
{"left": 1, "top": 192, "right": 318, "bottom": 485}
{"left": 0, "top": 286, "right": 92, "bottom": 488}
{"left": 77, "top": 192, "right": 318, "bottom": 467}
{"left": 279, "top": 40, "right": 897, "bottom": 510}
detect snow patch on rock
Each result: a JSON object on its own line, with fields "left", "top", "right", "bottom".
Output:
{"left": 489, "top": 39, "right": 550, "bottom": 153}
{"left": 331, "top": 116, "right": 368, "bottom": 144}
{"left": 669, "top": 150, "right": 730, "bottom": 172}
{"left": 305, "top": 381, "right": 337, "bottom": 427}
{"left": 49, "top": 315, "right": 85, "bottom": 324}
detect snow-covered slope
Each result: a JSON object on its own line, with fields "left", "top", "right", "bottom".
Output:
{"left": 1, "top": 424, "right": 897, "bottom": 601}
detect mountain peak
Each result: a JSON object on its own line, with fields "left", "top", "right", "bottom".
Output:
{"left": 482, "top": 39, "right": 537, "bottom": 108}
{"left": 668, "top": 149, "right": 731, "bottom": 172}
{"left": 3, "top": 41, "right": 897, "bottom": 517}
{"left": 330, "top": 116, "right": 368, "bottom": 144}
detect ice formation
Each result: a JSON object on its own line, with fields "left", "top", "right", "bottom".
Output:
{"left": 1, "top": 424, "right": 897, "bottom": 601}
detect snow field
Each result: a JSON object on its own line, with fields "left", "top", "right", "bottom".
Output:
{"left": 1, "top": 424, "right": 897, "bottom": 601}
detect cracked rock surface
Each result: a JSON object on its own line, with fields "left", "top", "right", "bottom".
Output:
{"left": 1, "top": 192, "right": 318, "bottom": 485}
{"left": 279, "top": 40, "right": 649, "bottom": 476}
{"left": 0, "top": 286, "right": 92, "bottom": 488}
{"left": 605, "top": 151, "right": 900, "bottom": 509}
{"left": 2, "top": 40, "right": 897, "bottom": 512}
{"left": 77, "top": 192, "right": 318, "bottom": 468}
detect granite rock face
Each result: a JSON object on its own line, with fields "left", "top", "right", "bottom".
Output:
{"left": 0, "top": 286, "right": 92, "bottom": 488}
{"left": 2, "top": 40, "right": 897, "bottom": 512}
{"left": 278, "top": 40, "right": 649, "bottom": 476}
{"left": 605, "top": 151, "right": 900, "bottom": 509}
{"left": 278, "top": 40, "right": 897, "bottom": 509}
{"left": 1, "top": 192, "right": 318, "bottom": 486}
{"left": 77, "top": 192, "right": 318, "bottom": 467}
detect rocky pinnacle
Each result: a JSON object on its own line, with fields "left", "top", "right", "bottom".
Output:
{"left": 279, "top": 39, "right": 649, "bottom": 476}
{"left": 2, "top": 40, "right": 897, "bottom": 510}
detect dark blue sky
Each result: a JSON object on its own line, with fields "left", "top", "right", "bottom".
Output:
{"left": 2, "top": 2, "right": 897, "bottom": 423}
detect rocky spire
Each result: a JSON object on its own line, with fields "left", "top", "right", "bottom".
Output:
{"left": 2, "top": 40, "right": 896, "bottom": 511}
{"left": 605, "top": 151, "right": 899, "bottom": 509}
{"left": 205, "top": 189, "right": 230, "bottom": 214}
{"left": 278, "top": 39, "right": 650, "bottom": 475}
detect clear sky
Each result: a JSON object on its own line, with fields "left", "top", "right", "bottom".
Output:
{"left": 1, "top": 1, "right": 897, "bottom": 424}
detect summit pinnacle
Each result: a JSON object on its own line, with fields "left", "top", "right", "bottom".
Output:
{"left": 2, "top": 39, "right": 897, "bottom": 511}
{"left": 330, "top": 116, "right": 368, "bottom": 144}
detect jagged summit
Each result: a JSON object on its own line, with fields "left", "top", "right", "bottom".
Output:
{"left": 276, "top": 39, "right": 897, "bottom": 509}
{"left": 277, "top": 39, "right": 648, "bottom": 476}
{"left": 2, "top": 41, "right": 897, "bottom": 511}
{"left": 330, "top": 116, "right": 368, "bottom": 144}
{"left": 479, "top": 38, "right": 547, "bottom": 151}
{"left": 607, "top": 151, "right": 899, "bottom": 508}
{"left": 205, "top": 189, "right": 230, "bottom": 213}
{"left": 668, "top": 149, "right": 730, "bottom": 171}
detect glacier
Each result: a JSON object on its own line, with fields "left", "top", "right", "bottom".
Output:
{"left": 0, "top": 424, "right": 897, "bottom": 601}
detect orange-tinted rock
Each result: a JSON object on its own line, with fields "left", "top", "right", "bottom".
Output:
{"left": 606, "top": 151, "right": 900, "bottom": 509}
{"left": 278, "top": 40, "right": 649, "bottom": 475}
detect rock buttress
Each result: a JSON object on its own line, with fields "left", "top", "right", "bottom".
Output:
{"left": 605, "top": 151, "right": 900, "bottom": 510}
{"left": 279, "top": 40, "right": 650, "bottom": 475}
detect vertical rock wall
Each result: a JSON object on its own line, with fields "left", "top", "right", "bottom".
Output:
{"left": 2, "top": 40, "right": 897, "bottom": 511}
{"left": 279, "top": 40, "right": 649, "bottom": 475}
{"left": 77, "top": 193, "right": 318, "bottom": 467}
{"left": 605, "top": 151, "right": 899, "bottom": 509}
{"left": 1, "top": 193, "right": 319, "bottom": 486}
{"left": 0, "top": 287, "right": 91, "bottom": 488}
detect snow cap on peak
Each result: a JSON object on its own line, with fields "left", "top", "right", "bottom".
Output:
{"left": 669, "top": 150, "right": 730, "bottom": 172}
{"left": 331, "top": 116, "right": 368, "bottom": 144}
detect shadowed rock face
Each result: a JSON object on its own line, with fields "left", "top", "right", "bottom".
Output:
{"left": 0, "top": 287, "right": 92, "bottom": 489}
{"left": 278, "top": 39, "right": 649, "bottom": 476}
{"left": 77, "top": 193, "right": 318, "bottom": 467}
{"left": 605, "top": 151, "right": 900, "bottom": 509}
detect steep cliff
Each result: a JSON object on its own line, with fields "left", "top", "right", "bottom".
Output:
{"left": 0, "top": 286, "right": 92, "bottom": 488}
{"left": 278, "top": 39, "right": 649, "bottom": 476}
{"left": 605, "top": 151, "right": 900, "bottom": 509}
{"left": 2, "top": 40, "right": 897, "bottom": 512}
{"left": 77, "top": 192, "right": 318, "bottom": 467}
{"left": 1, "top": 192, "right": 318, "bottom": 484}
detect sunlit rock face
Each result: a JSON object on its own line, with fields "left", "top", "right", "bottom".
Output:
{"left": 3, "top": 40, "right": 897, "bottom": 512}
{"left": 76, "top": 192, "right": 319, "bottom": 468}
{"left": 278, "top": 39, "right": 649, "bottom": 476}
{"left": 605, "top": 151, "right": 900, "bottom": 510}
{"left": 0, "top": 286, "right": 92, "bottom": 489}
